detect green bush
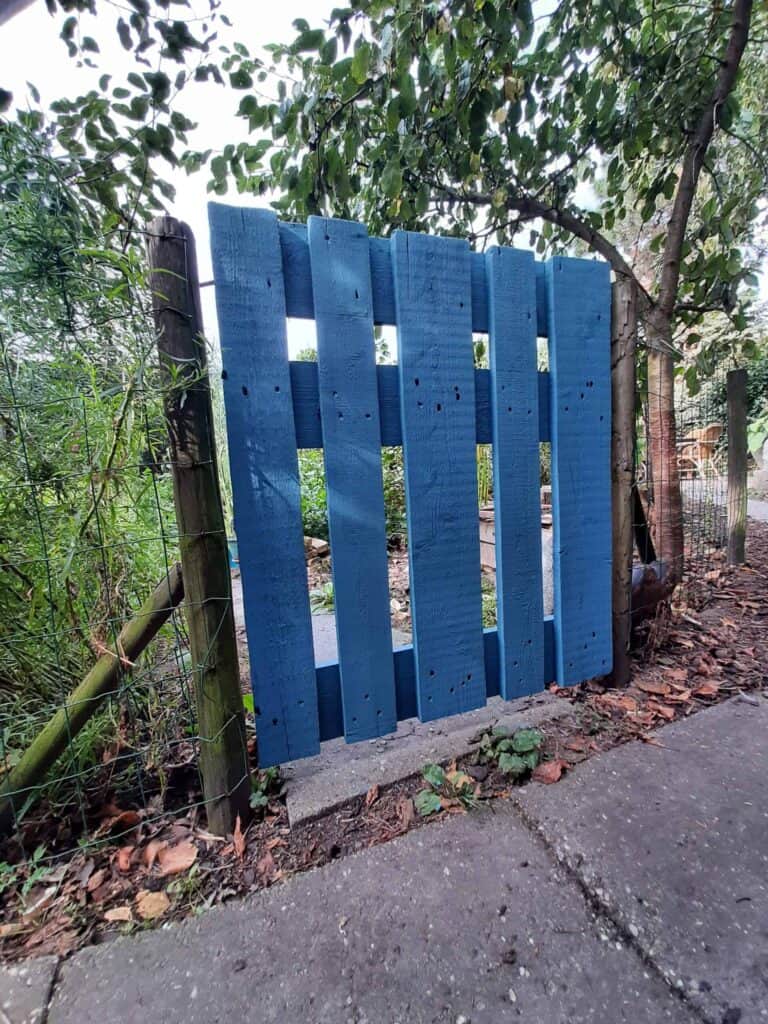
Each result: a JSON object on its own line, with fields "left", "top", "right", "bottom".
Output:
{"left": 299, "top": 446, "right": 407, "bottom": 542}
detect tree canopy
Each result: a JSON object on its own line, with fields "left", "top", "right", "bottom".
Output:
{"left": 213, "top": 0, "right": 765, "bottom": 339}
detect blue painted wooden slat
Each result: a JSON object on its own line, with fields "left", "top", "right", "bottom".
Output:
{"left": 307, "top": 217, "right": 397, "bottom": 741}
{"left": 314, "top": 618, "right": 556, "bottom": 742}
{"left": 391, "top": 231, "right": 486, "bottom": 720}
{"left": 277, "top": 222, "right": 549, "bottom": 337}
{"left": 486, "top": 247, "right": 544, "bottom": 699}
{"left": 289, "top": 363, "right": 551, "bottom": 448}
{"left": 546, "top": 256, "right": 612, "bottom": 684}
{"left": 208, "top": 203, "right": 320, "bottom": 765}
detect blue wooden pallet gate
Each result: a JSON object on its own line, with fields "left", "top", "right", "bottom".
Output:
{"left": 209, "top": 204, "right": 612, "bottom": 767}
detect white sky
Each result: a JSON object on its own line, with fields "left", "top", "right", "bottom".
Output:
{"left": 2, "top": 0, "right": 764, "bottom": 338}
{"left": 1, "top": 0, "right": 329, "bottom": 351}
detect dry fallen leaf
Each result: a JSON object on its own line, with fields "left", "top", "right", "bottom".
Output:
{"left": 397, "top": 797, "right": 415, "bottom": 829}
{"left": 95, "top": 808, "right": 142, "bottom": 838}
{"left": 85, "top": 868, "right": 106, "bottom": 893}
{"left": 135, "top": 890, "right": 170, "bottom": 920}
{"left": 693, "top": 681, "right": 719, "bottom": 698}
{"left": 104, "top": 906, "right": 133, "bottom": 924}
{"left": 364, "top": 784, "right": 380, "bottom": 809}
{"left": 647, "top": 700, "right": 675, "bottom": 721}
{"left": 233, "top": 815, "right": 247, "bottom": 861}
{"left": 157, "top": 841, "right": 197, "bottom": 877}
{"left": 637, "top": 681, "right": 670, "bottom": 697}
{"left": 256, "top": 850, "right": 275, "bottom": 881}
{"left": 564, "top": 735, "right": 588, "bottom": 753}
{"left": 143, "top": 839, "right": 167, "bottom": 869}
{"left": 532, "top": 759, "right": 569, "bottom": 785}
{"left": 664, "top": 667, "right": 688, "bottom": 684}
{"left": 115, "top": 845, "right": 135, "bottom": 873}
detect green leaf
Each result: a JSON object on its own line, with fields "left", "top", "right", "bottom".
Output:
{"left": 511, "top": 729, "right": 544, "bottom": 754}
{"left": 242, "top": 693, "right": 254, "bottom": 714}
{"left": 421, "top": 762, "right": 446, "bottom": 789}
{"left": 351, "top": 41, "right": 370, "bottom": 85}
{"left": 294, "top": 29, "right": 325, "bottom": 53}
{"left": 229, "top": 68, "right": 253, "bottom": 90}
{"left": 498, "top": 752, "right": 529, "bottom": 778}
{"left": 381, "top": 160, "right": 402, "bottom": 198}
{"left": 414, "top": 789, "right": 443, "bottom": 817}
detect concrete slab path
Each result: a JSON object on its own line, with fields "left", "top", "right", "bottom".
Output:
{"left": 47, "top": 804, "right": 692, "bottom": 1024}
{"left": 5, "top": 697, "right": 765, "bottom": 1024}
{"left": 515, "top": 697, "right": 768, "bottom": 1024}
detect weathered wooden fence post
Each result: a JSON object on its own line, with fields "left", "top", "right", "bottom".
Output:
{"left": 147, "top": 216, "right": 250, "bottom": 835}
{"left": 726, "top": 367, "right": 748, "bottom": 565}
{"left": 610, "top": 275, "right": 638, "bottom": 687}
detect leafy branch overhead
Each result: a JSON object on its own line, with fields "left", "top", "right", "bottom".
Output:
{"left": 213, "top": 1, "right": 765, "bottom": 337}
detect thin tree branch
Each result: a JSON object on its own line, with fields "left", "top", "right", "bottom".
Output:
{"left": 657, "top": 0, "right": 753, "bottom": 317}
{"left": 425, "top": 177, "right": 653, "bottom": 307}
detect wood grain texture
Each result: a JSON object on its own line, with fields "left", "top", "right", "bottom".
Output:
{"left": 392, "top": 231, "right": 486, "bottom": 721}
{"left": 307, "top": 217, "right": 397, "bottom": 741}
{"left": 486, "top": 247, "right": 544, "bottom": 699}
{"left": 277, "top": 221, "right": 549, "bottom": 337}
{"left": 314, "top": 619, "right": 556, "bottom": 742}
{"left": 208, "top": 203, "right": 319, "bottom": 765}
{"left": 148, "top": 218, "right": 250, "bottom": 832}
{"left": 546, "top": 256, "right": 612, "bottom": 685}
{"left": 290, "top": 362, "right": 551, "bottom": 448}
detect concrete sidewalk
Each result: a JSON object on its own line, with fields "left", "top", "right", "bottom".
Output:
{"left": 5, "top": 697, "right": 767, "bottom": 1024}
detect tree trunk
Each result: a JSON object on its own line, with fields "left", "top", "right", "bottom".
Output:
{"left": 645, "top": 312, "right": 684, "bottom": 582}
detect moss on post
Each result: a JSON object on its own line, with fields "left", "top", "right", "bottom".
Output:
{"left": 147, "top": 217, "right": 250, "bottom": 836}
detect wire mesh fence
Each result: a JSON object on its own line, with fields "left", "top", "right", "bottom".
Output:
{"left": 631, "top": 355, "right": 739, "bottom": 635}
{"left": 0, "top": 362, "right": 216, "bottom": 858}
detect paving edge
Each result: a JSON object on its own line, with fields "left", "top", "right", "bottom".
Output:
{"left": 284, "top": 692, "right": 570, "bottom": 826}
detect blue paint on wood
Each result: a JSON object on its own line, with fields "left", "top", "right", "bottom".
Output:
{"left": 546, "top": 256, "right": 612, "bottom": 684}
{"left": 391, "top": 231, "right": 486, "bottom": 720}
{"left": 289, "top": 363, "right": 551, "bottom": 448}
{"left": 307, "top": 217, "right": 397, "bottom": 741}
{"left": 313, "top": 618, "right": 556, "bottom": 742}
{"left": 486, "top": 247, "right": 545, "bottom": 699}
{"left": 208, "top": 203, "right": 319, "bottom": 765}
{"left": 276, "top": 222, "right": 549, "bottom": 337}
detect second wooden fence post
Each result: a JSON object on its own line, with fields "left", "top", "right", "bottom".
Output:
{"left": 610, "top": 275, "right": 638, "bottom": 687}
{"left": 147, "top": 216, "right": 250, "bottom": 835}
{"left": 727, "top": 367, "right": 748, "bottom": 565}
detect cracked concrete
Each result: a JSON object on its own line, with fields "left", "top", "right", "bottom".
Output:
{"left": 0, "top": 956, "right": 58, "bottom": 1024}
{"left": 4, "top": 697, "right": 765, "bottom": 1024}
{"left": 514, "top": 698, "right": 768, "bottom": 1024}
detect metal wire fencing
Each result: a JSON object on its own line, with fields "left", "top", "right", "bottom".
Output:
{"left": 0, "top": 355, "right": 219, "bottom": 857}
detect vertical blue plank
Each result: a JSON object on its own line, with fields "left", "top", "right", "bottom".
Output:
{"left": 208, "top": 203, "right": 319, "bottom": 765}
{"left": 391, "top": 231, "right": 486, "bottom": 720}
{"left": 307, "top": 217, "right": 397, "bottom": 741}
{"left": 546, "top": 256, "right": 612, "bottom": 684}
{"left": 486, "top": 247, "right": 544, "bottom": 699}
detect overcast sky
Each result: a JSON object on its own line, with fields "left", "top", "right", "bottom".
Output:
{"left": 2, "top": 0, "right": 330, "bottom": 350}
{"left": 3, "top": 0, "right": 764, "bottom": 338}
